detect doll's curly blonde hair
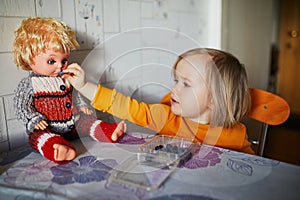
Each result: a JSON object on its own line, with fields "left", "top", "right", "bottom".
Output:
{"left": 13, "top": 17, "right": 79, "bottom": 70}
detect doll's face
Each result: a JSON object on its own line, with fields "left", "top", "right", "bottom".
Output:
{"left": 30, "top": 49, "right": 69, "bottom": 77}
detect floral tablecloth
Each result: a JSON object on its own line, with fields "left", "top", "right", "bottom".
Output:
{"left": 0, "top": 132, "right": 300, "bottom": 200}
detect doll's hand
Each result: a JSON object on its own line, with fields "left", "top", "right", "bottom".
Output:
{"left": 79, "top": 106, "right": 93, "bottom": 115}
{"left": 34, "top": 120, "right": 48, "bottom": 130}
{"left": 63, "top": 63, "right": 87, "bottom": 91}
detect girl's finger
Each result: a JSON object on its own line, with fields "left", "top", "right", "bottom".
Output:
{"left": 63, "top": 67, "right": 78, "bottom": 75}
{"left": 66, "top": 63, "right": 82, "bottom": 72}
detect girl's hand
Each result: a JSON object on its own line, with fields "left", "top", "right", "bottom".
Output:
{"left": 63, "top": 63, "right": 98, "bottom": 101}
{"left": 79, "top": 106, "right": 93, "bottom": 115}
{"left": 62, "top": 63, "right": 87, "bottom": 91}
{"left": 34, "top": 120, "right": 48, "bottom": 130}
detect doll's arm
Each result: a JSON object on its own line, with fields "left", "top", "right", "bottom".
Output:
{"left": 14, "top": 78, "right": 47, "bottom": 133}
{"left": 73, "top": 89, "right": 88, "bottom": 107}
{"left": 78, "top": 106, "right": 93, "bottom": 115}
{"left": 71, "top": 86, "right": 93, "bottom": 115}
{"left": 34, "top": 120, "right": 48, "bottom": 130}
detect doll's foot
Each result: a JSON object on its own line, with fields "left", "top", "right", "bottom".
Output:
{"left": 111, "top": 120, "right": 126, "bottom": 142}
{"left": 53, "top": 144, "right": 76, "bottom": 161}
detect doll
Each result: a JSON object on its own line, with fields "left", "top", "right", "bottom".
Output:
{"left": 13, "top": 17, "right": 126, "bottom": 164}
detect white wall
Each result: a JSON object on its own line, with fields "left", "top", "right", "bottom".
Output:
{"left": 221, "top": 0, "right": 274, "bottom": 90}
{"left": 0, "top": 0, "right": 222, "bottom": 151}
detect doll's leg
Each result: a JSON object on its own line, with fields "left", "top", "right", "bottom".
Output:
{"left": 76, "top": 114, "right": 125, "bottom": 143}
{"left": 53, "top": 144, "right": 76, "bottom": 162}
{"left": 29, "top": 129, "right": 76, "bottom": 164}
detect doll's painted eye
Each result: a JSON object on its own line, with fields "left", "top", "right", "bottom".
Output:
{"left": 62, "top": 59, "right": 68, "bottom": 65}
{"left": 47, "top": 59, "right": 55, "bottom": 65}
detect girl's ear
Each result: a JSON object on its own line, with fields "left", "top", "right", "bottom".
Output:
{"left": 207, "top": 93, "right": 214, "bottom": 109}
{"left": 208, "top": 99, "right": 213, "bottom": 110}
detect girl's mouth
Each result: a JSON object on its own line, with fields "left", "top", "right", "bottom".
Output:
{"left": 171, "top": 97, "right": 179, "bottom": 104}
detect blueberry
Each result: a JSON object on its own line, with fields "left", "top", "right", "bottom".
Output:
{"left": 154, "top": 145, "right": 162, "bottom": 150}
{"left": 160, "top": 147, "right": 166, "bottom": 152}
{"left": 166, "top": 144, "right": 172, "bottom": 152}
{"left": 172, "top": 145, "right": 178, "bottom": 153}
{"left": 178, "top": 147, "right": 186, "bottom": 154}
{"left": 59, "top": 71, "right": 65, "bottom": 76}
{"left": 153, "top": 144, "right": 189, "bottom": 155}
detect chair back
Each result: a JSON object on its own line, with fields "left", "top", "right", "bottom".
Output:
{"left": 245, "top": 88, "right": 290, "bottom": 156}
{"left": 247, "top": 88, "right": 290, "bottom": 125}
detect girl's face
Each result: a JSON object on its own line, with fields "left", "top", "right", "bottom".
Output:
{"left": 171, "top": 54, "right": 212, "bottom": 123}
{"left": 30, "top": 49, "right": 69, "bottom": 77}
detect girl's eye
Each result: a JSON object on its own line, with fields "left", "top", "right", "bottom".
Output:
{"left": 47, "top": 59, "right": 55, "bottom": 65}
{"left": 183, "top": 82, "right": 191, "bottom": 87}
{"left": 174, "top": 79, "right": 178, "bottom": 84}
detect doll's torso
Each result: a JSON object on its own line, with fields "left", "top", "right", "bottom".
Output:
{"left": 31, "top": 74, "right": 76, "bottom": 133}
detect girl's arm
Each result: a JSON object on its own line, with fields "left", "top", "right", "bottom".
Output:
{"left": 64, "top": 63, "right": 172, "bottom": 131}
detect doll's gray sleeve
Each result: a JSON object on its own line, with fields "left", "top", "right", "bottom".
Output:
{"left": 73, "top": 89, "right": 89, "bottom": 109}
{"left": 13, "top": 77, "right": 47, "bottom": 133}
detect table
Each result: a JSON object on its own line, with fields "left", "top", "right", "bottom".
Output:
{"left": 0, "top": 132, "right": 299, "bottom": 200}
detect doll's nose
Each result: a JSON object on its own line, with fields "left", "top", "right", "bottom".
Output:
{"left": 57, "top": 62, "right": 65, "bottom": 70}
{"left": 56, "top": 62, "right": 62, "bottom": 69}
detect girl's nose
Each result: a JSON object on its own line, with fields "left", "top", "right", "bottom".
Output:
{"left": 171, "top": 85, "right": 177, "bottom": 95}
{"left": 171, "top": 84, "right": 179, "bottom": 95}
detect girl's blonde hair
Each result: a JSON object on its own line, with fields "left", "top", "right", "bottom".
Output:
{"left": 173, "top": 48, "right": 251, "bottom": 128}
{"left": 13, "top": 17, "right": 79, "bottom": 70}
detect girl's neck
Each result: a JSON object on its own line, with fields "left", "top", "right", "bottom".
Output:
{"left": 188, "top": 115, "right": 210, "bottom": 125}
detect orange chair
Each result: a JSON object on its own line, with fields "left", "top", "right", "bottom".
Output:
{"left": 245, "top": 88, "right": 290, "bottom": 156}
{"left": 160, "top": 88, "right": 290, "bottom": 156}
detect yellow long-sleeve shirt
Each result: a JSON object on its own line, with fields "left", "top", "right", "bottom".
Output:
{"left": 91, "top": 85, "right": 255, "bottom": 154}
